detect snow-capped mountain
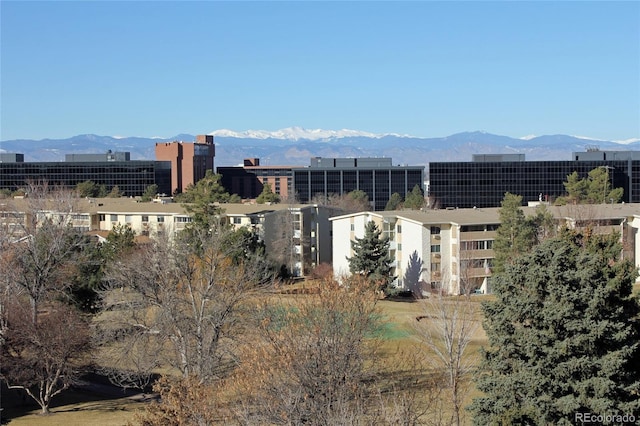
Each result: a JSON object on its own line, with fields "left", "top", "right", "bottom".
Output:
{"left": 210, "top": 126, "right": 407, "bottom": 141}
{"left": 1, "top": 128, "right": 639, "bottom": 168}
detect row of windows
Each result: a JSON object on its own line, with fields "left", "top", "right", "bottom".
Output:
{"left": 98, "top": 214, "right": 192, "bottom": 223}
{"left": 430, "top": 160, "right": 640, "bottom": 207}
{"left": 460, "top": 240, "right": 494, "bottom": 250}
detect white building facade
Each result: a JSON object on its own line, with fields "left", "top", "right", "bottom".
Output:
{"left": 331, "top": 204, "right": 640, "bottom": 295}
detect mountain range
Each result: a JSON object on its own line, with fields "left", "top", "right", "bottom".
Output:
{"left": 2, "top": 128, "right": 639, "bottom": 168}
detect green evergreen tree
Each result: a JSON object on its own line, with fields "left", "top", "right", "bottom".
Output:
{"left": 562, "top": 171, "right": 589, "bottom": 204}
{"left": 179, "top": 170, "right": 233, "bottom": 230}
{"left": 384, "top": 192, "right": 403, "bottom": 210}
{"left": 141, "top": 184, "right": 159, "bottom": 202}
{"left": 70, "top": 224, "right": 136, "bottom": 312}
{"left": 491, "top": 193, "right": 535, "bottom": 274}
{"left": 76, "top": 180, "right": 100, "bottom": 198}
{"left": 560, "top": 167, "right": 623, "bottom": 205}
{"left": 529, "top": 203, "right": 557, "bottom": 245}
{"left": 256, "top": 183, "right": 280, "bottom": 204}
{"left": 403, "top": 185, "right": 425, "bottom": 210}
{"left": 470, "top": 229, "right": 640, "bottom": 425}
{"left": 107, "top": 185, "right": 123, "bottom": 198}
{"left": 347, "top": 221, "right": 394, "bottom": 293}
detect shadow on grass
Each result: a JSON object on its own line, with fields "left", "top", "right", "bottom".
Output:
{"left": 0, "top": 372, "right": 148, "bottom": 424}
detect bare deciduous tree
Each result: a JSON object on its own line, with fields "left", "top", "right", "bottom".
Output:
{"left": 233, "top": 276, "right": 388, "bottom": 424}
{"left": 414, "top": 282, "right": 480, "bottom": 426}
{"left": 0, "top": 185, "right": 86, "bottom": 323}
{"left": 96, "top": 225, "right": 274, "bottom": 383}
{"left": 311, "top": 191, "right": 370, "bottom": 214}
{"left": 0, "top": 299, "right": 91, "bottom": 414}
{"left": 0, "top": 185, "right": 93, "bottom": 415}
{"left": 268, "top": 208, "right": 299, "bottom": 277}
{"left": 133, "top": 375, "right": 224, "bottom": 426}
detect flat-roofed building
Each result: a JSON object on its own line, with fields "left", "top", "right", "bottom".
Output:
{"left": 293, "top": 157, "right": 425, "bottom": 211}
{"left": 331, "top": 203, "right": 640, "bottom": 295}
{"left": 3, "top": 197, "right": 340, "bottom": 277}
{"left": 217, "top": 158, "right": 303, "bottom": 201}
{"left": 155, "top": 135, "right": 215, "bottom": 194}
{"left": 0, "top": 153, "right": 24, "bottom": 163}
{"left": 430, "top": 151, "right": 640, "bottom": 208}
{"left": 0, "top": 156, "right": 171, "bottom": 197}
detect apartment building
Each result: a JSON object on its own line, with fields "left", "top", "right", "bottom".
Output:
{"left": 2, "top": 197, "right": 338, "bottom": 277}
{"left": 155, "top": 135, "right": 216, "bottom": 194}
{"left": 331, "top": 203, "right": 640, "bottom": 295}
{"left": 224, "top": 203, "right": 341, "bottom": 275}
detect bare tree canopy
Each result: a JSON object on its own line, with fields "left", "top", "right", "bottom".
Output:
{"left": 1, "top": 300, "right": 91, "bottom": 414}
{"left": 96, "top": 224, "right": 275, "bottom": 383}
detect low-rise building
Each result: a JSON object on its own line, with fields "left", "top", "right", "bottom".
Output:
{"left": 331, "top": 203, "right": 640, "bottom": 294}
{"left": 2, "top": 197, "right": 339, "bottom": 277}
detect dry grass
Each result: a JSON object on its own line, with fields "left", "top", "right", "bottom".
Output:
{"left": 0, "top": 385, "right": 143, "bottom": 425}
{"left": 1, "top": 291, "right": 492, "bottom": 426}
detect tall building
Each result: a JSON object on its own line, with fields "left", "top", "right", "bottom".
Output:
{"left": 155, "top": 135, "right": 215, "bottom": 194}
{"left": 217, "top": 158, "right": 303, "bottom": 200}
{"left": 293, "top": 157, "right": 425, "bottom": 211}
{"left": 0, "top": 152, "right": 171, "bottom": 197}
{"left": 218, "top": 157, "right": 425, "bottom": 210}
{"left": 429, "top": 151, "right": 640, "bottom": 208}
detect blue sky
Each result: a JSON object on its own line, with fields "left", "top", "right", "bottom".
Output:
{"left": 1, "top": 1, "right": 639, "bottom": 141}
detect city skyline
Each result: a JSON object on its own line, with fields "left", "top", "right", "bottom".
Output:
{"left": 2, "top": 1, "right": 639, "bottom": 142}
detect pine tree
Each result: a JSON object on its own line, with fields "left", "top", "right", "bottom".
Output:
{"left": 403, "top": 185, "right": 425, "bottom": 210}
{"left": 256, "top": 183, "right": 280, "bottom": 204}
{"left": 385, "top": 192, "right": 403, "bottom": 210}
{"left": 469, "top": 229, "right": 640, "bottom": 425}
{"left": 491, "top": 193, "right": 535, "bottom": 274}
{"left": 560, "top": 167, "right": 624, "bottom": 205}
{"left": 347, "top": 221, "right": 394, "bottom": 293}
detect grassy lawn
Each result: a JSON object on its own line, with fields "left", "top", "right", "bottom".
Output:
{"left": 0, "top": 292, "right": 489, "bottom": 425}
{"left": 1, "top": 385, "right": 143, "bottom": 426}
{"left": 5, "top": 277, "right": 636, "bottom": 424}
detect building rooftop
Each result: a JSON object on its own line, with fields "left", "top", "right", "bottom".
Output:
{"left": 330, "top": 203, "right": 640, "bottom": 226}
{"left": 2, "top": 197, "right": 325, "bottom": 216}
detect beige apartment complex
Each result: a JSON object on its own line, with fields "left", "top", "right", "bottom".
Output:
{"left": 331, "top": 203, "right": 640, "bottom": 295}
{"left": 1, "top": 197, "right": 338, "bottom": 277}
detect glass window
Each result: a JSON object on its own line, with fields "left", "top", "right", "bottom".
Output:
{"left": 431, "top": 245, "right": 441, "bottom": 253}
{"left": 157, "top": 216, "right": 165, "bottom": 223}
{"left": 431, "top": 226, "right": 441, "bottom": 234}
{"left": 233, "top": 217, "right": 242, "bottom": 224}
{"left": 142, "top": 215, "right": 149, "bottom": 223}
{"left": 110, "top": 214, "right": 118, "bottom": 222}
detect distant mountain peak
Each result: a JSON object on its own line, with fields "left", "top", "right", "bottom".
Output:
{"left": 210, "top": 127, "right": 411, "bottom": 141}
{"left": 520, "top": 134, "right": 537, "bottom": 140}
